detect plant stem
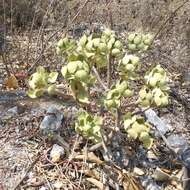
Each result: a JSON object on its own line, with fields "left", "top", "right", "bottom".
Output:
{"left": 92, "top": 66, "right": 108, "bottom": 91}
{"left": 115, "top": 108, "right": 120, "bottom": 132}
{"left": 54, "top": 88, "right": 75, "bottom": 101}
{"left": 107, "top": 54, "right": 112, "bottom": 88}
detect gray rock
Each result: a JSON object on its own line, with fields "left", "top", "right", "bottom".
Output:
{"left": 145, "top": 109, "right": 171, "bottom": 136}
{"left": 40, "top": 106, "right": 64, "bottom": 135}
{"left": 141, "top": 176, "right": 161, "bottom": 190}
{"left": 146, "top": 183, "right": 162, "bottom": 190}
{"left": 167, "top": 135, "right": 188, "bottom": 154}
{"left": 7, "top": 106, "right": 18, "bottom": 115}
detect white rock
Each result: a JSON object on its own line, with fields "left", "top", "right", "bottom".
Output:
{"left": 53, "top": 181, "right": 64, "bottom": 189}
{"left": 50, "top": 144, "right": 65, "bottom": 163}
{"left": 133, "top": 167, "right": 145, "bottom": 176}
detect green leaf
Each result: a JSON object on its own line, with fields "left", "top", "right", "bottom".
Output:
{"left": 82, "top": 61, "right": 90, "bottom": 73}
{"left": 92, "top": 38, "right": 100, "bottom": 47}
{"left": 67, "top": 61, "right": 78, "bottom": 74}
{"left": 48, "top": 72, "right": 58, "bottom": 83}
{"left": 140, "top": 99, "right": 150, "bottom": 107}
{"left": 98, "top": 43, "right": 107, "bottom": 52}
{"left": 149, "top": 77, "right": 157, "bottom": 87}
{"left": 143, "top": 138, "right": 153, "bottom": 149}
{"left": 75, "top": 70, "right": 88, "bottom": 81}
{"left": 128, "top": 43, "right": 136, "bottom": 51}
{"left": 154, "top": 96, "right": 162, "bottom": 106}
{"left": 47, "top": 84, "right": 56, "bottom": 95}
{"left": 61, "top": 66, "right": 68, "bottom": 77}
{"left": 107, "top": 37, "right": 115, "bottom": 49}
{"left": 104, "top": 28, "right": 112, "bottom": 36}
{"left": 84, "top": 51, "right": 95, "bottom": 58}
{"left": 36, "top": 66, "right": 46, "bottom": 74}
{"left": 105, "top": 99, "right": 114, "bottom": 108}
{"left": 86, "top": 41, "right": 93, "bottom": 51}
{"left": 139, "top": 88, "right": 147, "bottom": 99}
{"left": 125, "top": 64, "right": 135, "bottom": 71}
{"left": 79, "top": 34, "right": 87, "bottom": 46}
{"left": 137, "top": 42, "right": 145, "bottom": 50}
{"left": 123, "top": 89, "right": 133, "bottom": 97}
{"left": 77, "top": 90, "right": 89, "bottom": 104}
{"left": 128, "top": 33, "right": 136, "bottom": 42}
{"left": 93, "top": 125, "right": 101, "bottom": 133}
{"left": 133, "top": 34, "right": 142, "bottom": 45}
{"left": 122, "top": 55, "right": 130, "bottom": 65}
{"left": 94, "top": 116, "right": 103, "bottom": 126}
{"left": 131, "top": 56, "right": 140, "bottom": 65}
{"left": 111, "top": 48, "right": 121, "bottom": 57}
{"left": 154, "top": 73, "right": 162, "bottom": 81}
{"left": 114, "top": 40, "right": 122, "bottom": 49}
{"left": 139, "top": 131, "right": 150, "bottom": 141}
{"left": 161, "top": 96, "right": 169, "bottom": 106}
{"left": 124, "top": 119, "right": 133, "bottom": 129}
{"left": 127, "top": 128, "right": 138, "bottom": 139}
{"left": 27, "top": 89, "right": 44, "bottom": 98}
{"left": 116, "top": 81, "right": 128, "bottom": 93}
{"left": 83, "top": 124, "right": 91, "bottom": 132}
{"left": 153, "top": 88, "right": 162, "bottom": 97}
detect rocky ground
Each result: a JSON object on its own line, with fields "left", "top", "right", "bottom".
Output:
{"left": 1, "top": 1, "right": 190, "bottom": 190}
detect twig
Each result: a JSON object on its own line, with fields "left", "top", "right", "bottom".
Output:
{"left": 105, "top": 0, "right": 113, "bottom": 88}
{"left": 28, "top": 0, "right": 90, "bottom": 74}
{"left": 89, "top": 142, "right": 103, "bottom": 152}
{"left": 13, "top": 153, "right": 41, "bottom": 190}
{"left": 92, "top": 66, "right": 108, "bottom": 91}
{"left": 149, "top": 0, "right": 190, "bottom": 48}
{"left": 115, "top": 108, "right": 120, "bottom": 131}
{"left": 107, "top": 54, "right": 112, "bottom": 88}
{"left": 1, "top": 53, "right": 10, "bottom": 76}
{"left": 25, "top": 1, "right": 40, "bottom": 67}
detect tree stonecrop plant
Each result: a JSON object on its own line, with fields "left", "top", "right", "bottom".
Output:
{"left": 27, "top": 28, "right": 170, "bottom": 148}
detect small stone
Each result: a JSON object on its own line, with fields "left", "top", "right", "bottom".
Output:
{"left": 147, "top": 150, "right": 158, "bottom": 160}
{"left": 141, "top": 176, "right": 161, "bottom": 190}
{"left": 39, "top": 187, "right": 48, "bottom": 190}
{"left": 147, "top": 183, "right": 162, "bottom": 190}
{"left": 167, "top": 135, "right": 188, "bottom": 154}
{"left": 133, "top": 167, "right": 145, "bottom": 176}
{"left": 53, "top": 181, "right": 64, "bottom": 189}
{"left": 153, "top": 167, "right": 170, "bottom": 181}
{"left": 50, "top": 144, "right": 65, "bottom": 163}
{"left": 7, "top": 106, "right": 18, "bottom": 115}
{"left": 145, "top": 109, "right": 171, "bottom": 136}
{"left": 180, "top": 147, "right": 190, "bottom": 169}
{"left": 40, "top": 106, "right": 64, "bottom": 135}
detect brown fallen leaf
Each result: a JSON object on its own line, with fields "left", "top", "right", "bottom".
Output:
{"left": 86, "top": 178, "right": 105, "bottom": 189}
{"left": 123, "top": 176, "right": 143, "bottom": 190}
{"left": 73, "top": 152, "right": 104, "bottom": 165}
{"left": 80, "top": 169, "right": 100, "bottom": 180}
{"left": 111, "top": 163, "right": 143, "bottom": 190}
{"left": 4, "top": 74, "right": 19, "bottom": 89}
